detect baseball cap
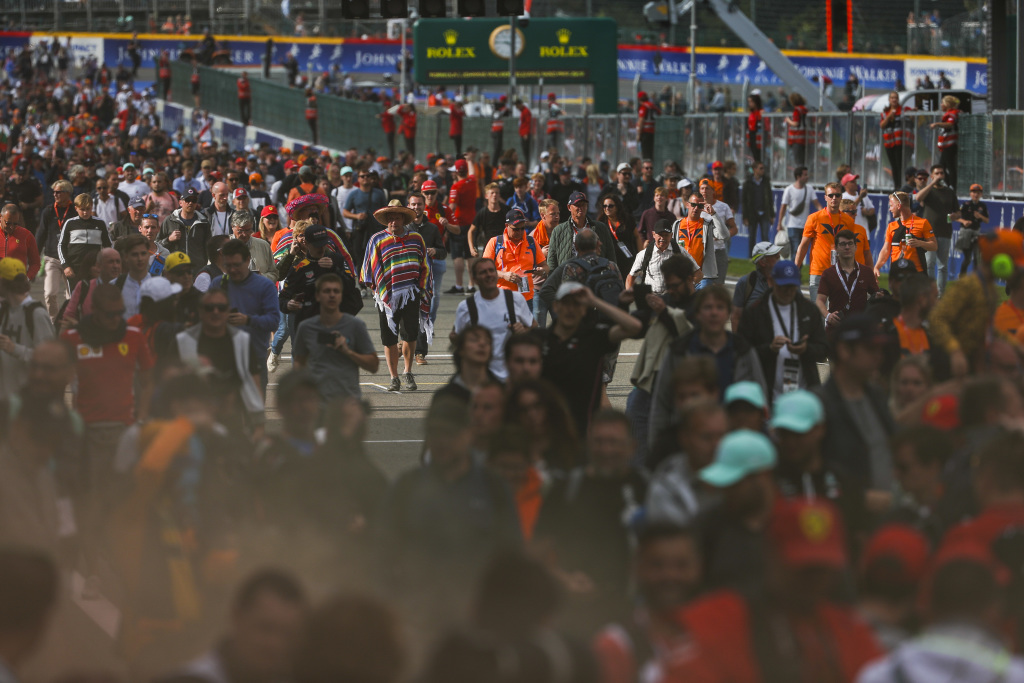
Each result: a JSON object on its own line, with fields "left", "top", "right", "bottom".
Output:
{"left": 915, "top": 168, "right": 929, "bottom": 178}
{"left": 653, "top": 218, "right": 673, "bottom": 235}
{"left": 548, "top": 92, "right": 557, "bottom": 100}
{"left": 771, "top": 259, "right": 801, "bottom": 286}
{"left": 261, "top": 205, "right": 279, "bottom": 219}
{"left": 340, "top": 166, "right": 354, "bottom": 176}
{"left": 555, "top": 281, "right": 587, "bottom": 301}
{"left": 833, "top": 313, "right": 890, "bottom": 345}
{"left": 841, "top": 172, "right": 859, "bottom": 185}
{"left": 142, "top": 166, "right": 155, "bottom": 176}
{"left": 164, "top": 252, "right": 192, "bottom": 273}
{"left": 861, "top": 524, "right": 931, "bottom": 589}
{"left": 249, "top": 173, "right": 264, "bottom": 184}
{"left": 283, "top": 160, "right": 297, "bottom": 171}
{"left": 699, "top": 430, "right": 777, "bottom": 488}
{"left": 540, "top": 151, "right": 550, "bottom": 160}
{"left": 637, "top": 91, "right": 648, "bottom": 101}
{"left": 122, "top": 162, "right": 136, "bottom": 170}
{"left": 304, "top": 224, "right": 331, "bottom": 246}
{"left": 181, "top": 188, "right": 200, "bottom": 202}
{"left": 567, "top": 191, "right": 588, "bottom": 206}
{"left": 723, "top": 381, "right": 766, "bottom": 410}
{"left": 711, "top": 161, "right": 723, "bottom": 169}
{"left": 505, "top": 208, "right": 527, "bottom": 226}
{"left": 751, "top": 242, "right": 783, "bottom": 262}
{"left": 970, "top": 183, "right": 984, "bottom": 192}
{"left": 559, "top": 166, "right": 573, "bottom": 175}
{"left": 247, "top": 154, "right": 258, "bottom": 161}
{"left": 140, "top": 276, "right": 182, "bottom": 302}
{"left": 454, "top": 159, "right": 469, "bottom": 174}
{"left": 920, "top": 393, "right": 960, "bottom": 431}
{"left": 234, "top": 188, "right": 249, "bottom": 199}
{"left": 677, "top": 178, "right": 693, "bottom": 190}
{"left": 769, "top": 390, "right": 824, "bottom": 433}
{"left": 616, "top": 162, "right": 631, "bottom": 173}
{"left": 421, "top": 179, "right": 438, "bottom": 192}
{"left": 0, "top": 257, "right": 26, "bottom": 281}
{"left": 769, "top": 499, "right": 847, "bottom": 569}
{"left": 129, "top": 196, "right": 146, "bottom": 209}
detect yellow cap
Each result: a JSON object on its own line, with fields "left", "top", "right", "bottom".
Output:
{"left": 0, "top": 257, "right": 26, "bottom": 281}
{"left": 164, "top": 252, "right": 192, "bottom": 272}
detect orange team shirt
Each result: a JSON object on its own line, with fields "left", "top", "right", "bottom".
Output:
{"left": 803, "top": 208, "right": 856, "bottom": 276}
{"left": 894, "top": 316, "right": 930, "bottom": 355}
{"left": 851, "top": 223, "right": 872, "bottom": 267}
{"left": 483, "top": 230, "right": 546, "bottom": 301}
{"left": 531, "top": 222, "right": 550, "bottom": 249}
{"left": 675, "top": 217, "right": 705, "bottom": 268}
{"left": 995, "top": 301, "right": 1024, "bottom": 337}
{"left": 884, "top": 215, "right": 934, "bottom": 272}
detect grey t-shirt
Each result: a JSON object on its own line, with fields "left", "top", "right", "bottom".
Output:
{"left": 293, "top": 314, "right": 375, "bottom": 399}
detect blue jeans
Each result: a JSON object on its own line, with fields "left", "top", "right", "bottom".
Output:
{"left": 809, "top": 273, "right": 822, "bottom": 304}
{"left": 788, "top": 228, "right": 804, "bottom": 262}
{"left": 626, "top": 387, "right": 653, "bottom": 467}
{"left": 533, "top": 294, "right": 549, "bottom": 328}
{"left": 696, "top": 278, "right": 713, "bottom": 290}
{"left": 271, "top": 312, "right": 292, "bottom": 355}
{"left": 925, "top": 236, "right": 951, "bottom": 296}
{"left": 417, "top": 262, "right": 446, "bottom": 357}
{"left": 748, "top": 216, "right": 771, "bottom": 255}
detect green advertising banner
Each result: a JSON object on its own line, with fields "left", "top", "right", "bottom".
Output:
{"left": 414, "top": 17, "right": 618, "bottom": 113}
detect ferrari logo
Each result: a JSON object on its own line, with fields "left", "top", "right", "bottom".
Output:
{"left": 118, "top": 343, "right": 129, "bottom": 356}
{"left": 799, "top": 507, "right": 833, "bottom": 542}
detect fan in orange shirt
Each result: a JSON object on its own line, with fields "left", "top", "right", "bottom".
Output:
{"left": 839, "top": 198, "right": 873, "bottom": 267}
{"left": 874, "top": 192, "right": 937, "bottom": 278}
{"left": 995, "top": 269, "right": 1024, "bottom": 338}
{"left": 794, "top": 182, "right": 856, "bottom": 301}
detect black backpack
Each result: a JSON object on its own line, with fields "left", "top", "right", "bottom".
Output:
{"left": 569, "top": 254, "right": 624, "bottom": 306}
{"left": 890, "top": 219, "right": 927, "bottom": 270}
{"left": 466, "top": 290, "right": 518, "bottom": 326}
{"left": 636, "top": 239, "right": 682, "bottom": 286}
{"left": 0, "top": 300, "right": 47, "bottom": 341}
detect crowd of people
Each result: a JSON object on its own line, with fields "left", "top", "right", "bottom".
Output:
{"left": 5, "top": 46, "right": 1024, "bottom": 683}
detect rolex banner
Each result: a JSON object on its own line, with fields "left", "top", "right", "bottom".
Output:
{"left": 413, "top": 18, "right": 619, "bottom": 114}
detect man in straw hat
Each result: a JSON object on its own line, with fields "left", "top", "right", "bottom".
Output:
{"left": 360, "top": 199, "right": 433, "bottom": 392}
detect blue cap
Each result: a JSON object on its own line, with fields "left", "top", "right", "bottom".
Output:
{"left": 567, "top": 191, "right": 588, "bottom": 206}
{"left": 699, "top": 430, "right": 777, "bottom": 488}
{"left": 724, "top": 381, "right": 767, "bottom": 410}
{"left": 769, "top": 390, "right": 824, "bottom": 434}
{"left": 505, "top": 208, "right": 527, "bottom": 226}
{"left": 772, "top": 259, "right": 801, "bottom": 287}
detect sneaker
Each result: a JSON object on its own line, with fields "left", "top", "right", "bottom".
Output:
{"left": 267, "top": 353, "right": 280, "bottom": 372}
{"left": 387, "top": 376, "right": 401, "bottom": 392}
{"left": 361, "top": 288, "right": 371, "bottom": 299}
{"left": 404, "top": 372, "right": 418, "bottom": 391}
{"left": 444, "top": 285, "right": 464, "bottom": 294}
{"left": 467, "top": 287, "right": 477, "bottom": 293}
{"left": 415, "top": 354, "right": 428, "bottom": 365}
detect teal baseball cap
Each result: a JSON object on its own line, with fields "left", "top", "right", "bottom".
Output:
{"left": 769, "top": 390, "right": 824, "bottom": 434}
{"left": 699, "top": 430, "right": 777, "bottom": 488}
{"left": 724, "top": 381, "right": 767, "bottom": 410}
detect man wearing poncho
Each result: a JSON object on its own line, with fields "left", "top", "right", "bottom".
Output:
{"left": 360, "top": 200, "right": 433, "bottom": 392}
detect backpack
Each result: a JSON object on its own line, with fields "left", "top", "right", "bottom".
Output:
{"left": 636, "top": 240, "right": 682, "bottom": 286}
{"left": 569, "top": 254, "right": 624, "bottom": 306}
{"left": 891, "top": 219, "right": 927, "bottom": 270}
{"left": 0, "top": 300, "right": 46, "bottom": 341}
{"left": 493, "top": 234, "right": 539, "bottom": 269}
{"left": 466, "top": 290, "right": 517, "bottom": 327}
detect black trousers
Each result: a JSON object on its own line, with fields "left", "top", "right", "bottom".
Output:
{"left": 492, "top": 131, "right": 504, "bottom": 164}
{"left": 386, "top": 131, "right": 396, "bottom": 160}
{"left": 640, "top": 131, "right": 654, "bottom": 160}
{"left": 404, "top": 134, "right": 416, "bottom": 157}
{"left": 789, "top": 142, "right": 806, "bottom": 168}
{"left": 451, "top": 134, "right": 462, "bottom": 157}
{"left": 940, "top": 144, "right": 958, "bottom": 191}
{"left": 885, "top": 144, "right": 904, "bottom": 191}
{"left": 308, "top": 117, "right": 318, "bottom": 144}
{"left": 239, "top": 98, "right": 251, "bottom": 126}
{"left": 521, "top": 135, "right": 531, "bottom": 164}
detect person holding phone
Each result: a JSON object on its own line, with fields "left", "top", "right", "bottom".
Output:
{"left": 293, "top": 273, "right": 378, "bottom": 401}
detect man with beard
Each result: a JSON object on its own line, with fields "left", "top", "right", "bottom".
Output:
{"left": 593, "top": 524, "right": 704, "bottom": 683}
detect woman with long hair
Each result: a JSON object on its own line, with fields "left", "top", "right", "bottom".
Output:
{"left": 784, "top": 92, "right": 808, "bottom": 168}
{"left": 880, "top": 90, "right": 913, "bottom": 191}
{"left": 505, "top": 378, "right": 581, "bottom": 475}
{"left": 584, "top": 163, "right": 604, "bottom": 218}
{"left": 746, "top": 93, "right": 764, "bottom": 163}
{"left": 258, "top": 205, "right": 281, "bottom": 245}
{"left": 930, "top": 94, "right": 960, "bottom": 190}
{"left": 600, "top": 193, "right": 637, "bottom": 274}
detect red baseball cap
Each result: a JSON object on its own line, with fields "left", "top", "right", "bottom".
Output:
{"left": 284, "top": 160, "right": 297, "bottom": 170}
{"left": 769, "top": 499, "right": 847, "bottom": 569}
{"left": 235, "top": 156, "right": 245, "bottom": 165}
{"left": 261, "top": 205, "right": 278, "bottom": 218}
{"left": 421, "top": 179, "right": 438, "bottom": 192}
{"left": 711, "top": 161, "right": 724, "bottom": 169}
{"left": 841, "top": 172, "right": 860, "bottom": 185}
{"left": 920, "top": 393, "right": 960, "bottom": 431}
{"left": 548, "top": 92, "right": 556, "bottom": 100}
{"left": 234, "top": 188, "right": 249, "bottom": 199}
{"left": 861, "top": 524, "right": 930, "bottom": 588}
{"left": 454, "top": 159, "right": 469, "bottom": 174}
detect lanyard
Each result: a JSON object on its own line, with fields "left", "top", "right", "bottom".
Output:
{"left": 770, "top": 297, "right": 796, "bottom": 340}
{"left": 833, "top": 262, "right": 859, "bottom": 311}
{"left": 54, "top": 203, "right": 73, "bottom": 230}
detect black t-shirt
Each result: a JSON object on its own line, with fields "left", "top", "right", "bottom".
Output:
{"left": 472, "top": 207, "right": 507, "bottom": 245}
{"left": 920, "top": 184, "right": 959, "bottom": 238}
{"left": 191, "top": 332, "right": 260, "bottom": 395}
{"left": 958, "top": 199, "right": 988, "bottom": 232}
{"left": 541, "top": 323, "right": 617, "bottom": 435}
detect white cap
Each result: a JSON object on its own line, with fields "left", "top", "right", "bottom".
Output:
{"left": 540, "top": 151, "right": 550, "bottom": 159}
{"left": 555, "top": 281, "right": 587, "bottom": 301}
{"left": 616, "top": 162, "right": 631, "bottom": 173}
{"left": 677, "top": 178, "right": 693, "bottom": 190}
{"left": 140, "top": 276, "right": 182, "bottom": 302}
{"left": 751, "top": 241, "right": 784, "bottom": 262}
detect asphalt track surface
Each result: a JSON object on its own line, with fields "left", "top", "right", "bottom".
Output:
{"left": 265, "top": 287, "right": 645, "bottom": 479}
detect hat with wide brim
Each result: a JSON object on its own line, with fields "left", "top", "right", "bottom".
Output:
{"left": 374, "top": 202, "right": 416, "bottom": 226}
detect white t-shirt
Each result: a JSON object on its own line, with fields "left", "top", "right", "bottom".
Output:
{"left": 209, "top": 209, "right": 232, "bottom": 236}
{"left": 781, "top": 183, "right": 816, "bottom": 229}
{"left": 93, "top": 194, "right": 123, "bottom": 228}
{"left": 769, "top": 299, "right": 805, "bottom": 399}
{"left": 704, "top": 200, "right": 734, "bottom": 251}
{"left": 453, "top": 290, "right": 535, "bottom": 380}
{"left": 842, "top": 191, "right": 868, "bottom": 229}
{"left": 118, "top": 179, "right": 150, "bottom": 203}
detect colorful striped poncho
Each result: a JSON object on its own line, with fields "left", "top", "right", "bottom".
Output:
{"left": 360, "top": 229, "right": 433, "bottom": 342}
{"left": 272, "top": 226, "right": 357, "bottom": 278}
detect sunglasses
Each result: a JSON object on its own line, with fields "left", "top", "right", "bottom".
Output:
{"left": 689, "top": 202, "right": 702, "bottom": 208}
{"left": 423, "top": 190, "right": 437, "bottom": 195}
{"left": 826, "top": 193, "right": 842, "bottom": 198}
{"left": 603, "top": 204, "right": 616, "bottom": 209}
{"left": 182, "top": 197, "right": 198, "bottom": 203}
{"left": 202, "top": 303, "right": 229, "bottom": 313}
{"left": 142, "top": 213, "right": 159, "bottom": 219}
{"left": 509, "top": 225, "right": 526, "bottom": 231}
{"left": 265, "top": 214, "right": 279, "bottom": 220}
{"left": 358, "top": 174, "right": 370, "bottom": 178}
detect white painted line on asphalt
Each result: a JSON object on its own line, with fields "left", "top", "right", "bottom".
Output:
{"left": 366, "top": 440, "right": 425, "bottom": 443}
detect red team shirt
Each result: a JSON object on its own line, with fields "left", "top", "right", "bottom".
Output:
{"left": 449, "top": 176, "right": 479, "bottom": 227}
{"left": 519, "top": 106, "right": 532, "bottom": 138}
{"left": 61, "top": 326, "right": 155, "bottom": 424}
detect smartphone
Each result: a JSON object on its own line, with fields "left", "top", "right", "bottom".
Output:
{"left": 317, "top": 331, "right": 338, "bottom": 344}
{"left": 633, "top": 283, "right": 653, "bottom": 310}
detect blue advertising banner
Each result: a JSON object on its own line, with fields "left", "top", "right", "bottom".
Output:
{"left": 0, "top": 32, "right": 30, "bottom": 57}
